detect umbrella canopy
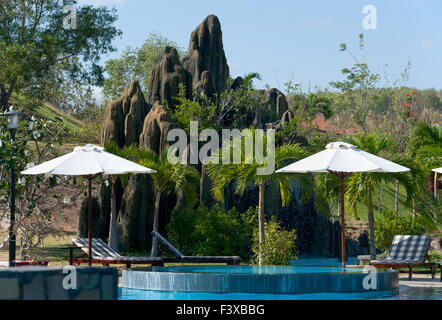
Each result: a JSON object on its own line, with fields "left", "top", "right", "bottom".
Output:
{"left": 277, "top": 142, "right": 410, "bottom": 174}
{"left": 432, "top": 168, "right": 442, "bottom": 174}
{"left": 21, "top": 144, "right": 155, "bottom": 176}
{"left": 276, "top": 141, "right": 410, "bottom": 267}
{"left": 21, "top": 144, "right": 155, "bottom": 265}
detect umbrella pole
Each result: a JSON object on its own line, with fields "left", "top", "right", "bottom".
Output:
{"left": 340, "top": 176, "right": 346, "bottom": 268}
{"left": 88, "top": 178, "right": 92, "bottom": 266}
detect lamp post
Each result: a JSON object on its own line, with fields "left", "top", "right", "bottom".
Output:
{"left": 3, "top": 107, "right": 20, "bottom": 267}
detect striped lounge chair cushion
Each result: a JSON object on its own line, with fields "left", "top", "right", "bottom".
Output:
{"left": 73, "top": 238, "right": 121, "bottom": 259}
{"left": 386, "top": 235, "right": 430, "bottom": 263}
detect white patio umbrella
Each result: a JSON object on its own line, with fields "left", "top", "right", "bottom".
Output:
{"left": 432, "top": 168, "right": 442, "bottom": 197}
{"left": 21, "top": 144, "right": 155, "bottom": 266}
{"left": 276, "top": 142, "right": 410, "bottom": 267}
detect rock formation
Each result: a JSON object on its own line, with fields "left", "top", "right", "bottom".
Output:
{"left": 139, "top": 101, "right": 179, "bottom": 154}
{"left": 86, "top": 15, "right": 357, "bottom": 258}
{"left": 266, "top": 88, "right": 289, "bottom": 120}
{"left": 147, "top": 46, "right": 192, "bottom": 108}
{"left": 117, "top": 174, "right": 155, "bottom": 251}
{"left": 182, "top": 15, "right": 229, "bottom": 97}
{"left": 196, "top": 70, "right": 217, "bottom": 98}
{"left": 229, "top": 76, "right": 244, "bottom": 91}
{"left": 281, "top": 110, "right": 294, "bottom": 124}
{"left": 100, "top": 80, "right": 149, "bottom": 148}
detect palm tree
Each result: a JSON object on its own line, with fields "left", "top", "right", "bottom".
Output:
{"left": 242, "top": 72, "right": 262, "bottom": 90}
{"left": 285, "top": 92, "right": 333, "bottom": 125}
{"left": 123, "top": 146, "right": 200, "bottom": 257}
{"left": 104, "top": 141, "right": 130, "bottom": 252}
{"left": 207, "top": 128, "right": 312, "bottom": 264}
{"left": 408, "top": 122, "right": 442, "bottom": 196}
{"left": 314, "top": 172, "right": 342, "bottom": 217}
{"left": 416, "top": 195, "right": 442, "bottom": 238}
{"left": 345, "top": 133, "right": 417, "bottom": 259}
{"left": 408, "top": 122, "right": 442, "bottom": 167}
{"left": 303, "top": 93, "right": 333, "bottom": 121}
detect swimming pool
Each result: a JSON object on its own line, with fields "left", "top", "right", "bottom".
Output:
{"left": 118, "top": 286, "right": 442, "bottom": 300}
{"left": 122, "top": 265, "right": 399, "bottom": 296}
{"left": 149, "top": 265, "right": 363, "bottom": 274}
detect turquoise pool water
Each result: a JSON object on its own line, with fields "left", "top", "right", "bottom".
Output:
{"left": 118, "top": 287, "right": 442, "bottom": 301}
{"left": 120, "top": 264, "right": 441, "bottom": 300}
{"left": 149, "top": 265, "right": 364, "bottom": 274}
{"left": 118, "top": 288, "right": 442, "bottom": 301}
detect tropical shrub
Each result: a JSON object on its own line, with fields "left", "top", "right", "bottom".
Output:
{"left": 251, "top": 218, "right": 298, "bottom": 265}
{"left": 374, "top": 210, "right": 422, "bottom": 252}
{"left": 166, "top": 205, "right": 257, "bottom": 262}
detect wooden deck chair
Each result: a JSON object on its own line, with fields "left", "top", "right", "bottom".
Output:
{"left": 72, "top": 238, "right": 164, "bottom": 268}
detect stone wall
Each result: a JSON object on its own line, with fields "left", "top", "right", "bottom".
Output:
{"left": 0, "top": 267, "right": 118, "bottom": 300}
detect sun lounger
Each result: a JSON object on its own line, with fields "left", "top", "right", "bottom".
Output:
{"left": 151, "top": 231, "right": 241, "bottom": 265}
{"left": 371, "top": 235, "right": 436, "bottom": 280}
{"left": 72, "top": 238, "right": 164, "bottom": 268}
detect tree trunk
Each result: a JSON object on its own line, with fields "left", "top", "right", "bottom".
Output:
{"left": 412, "top": 200, "right": 417, "bottom": 219}
{"left": 395, "top": 180, "right": 400, "bottom": 217}
{"left": 367, "top": 187, "right": 377, "bottom": 260}
{"left": 337, "top": 197, "right": 341, "bottom": 217}
{"left": 377, "top": 186, "right": 382, "bottom": 215}
{"left": 258, "top": 182, "right": 265, "bottom": 265}
{"left": 362, "top": 91, "right": 367, "bottom": 138}
{"left": 108, "top": 176, "right": 119, "bottom": 252}
{"left": 0, "top": 93, "right": 8, "bottom": 111}
{"left": 435, "top": 173, "right": 439, "bottom": 198}
{"left": 150, "top": 191, "right": 162, "bottom": 257}
{"left": 0, "top": 80, "right": 17, "bottom": 112}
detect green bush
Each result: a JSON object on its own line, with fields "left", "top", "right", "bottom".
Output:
{"left": 428, "top": 250, "right": 442, "bottom": 263}
{"left": 251, "top": 218, "right": 298, "bottom": 265}
{"left": 166, "top": 205, "right": 257, "bottom": 262}
{"left": 374, "top": 210, "right": 422, "bottom": 252}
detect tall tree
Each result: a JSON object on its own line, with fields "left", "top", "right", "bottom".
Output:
{"left": 0, "top": 0, "right": 121, "bottom": 111}
{"left": 408, "top": 122, "right": 442, "bottom": 198}
{"left": 207, "top": 128, "right": 313, "bottom": 264}
{"left": 408, "top": 122, "right": 442, "bottom": 171}
{"left": 330, "top": 34, "right": 380, "bottom": 136}
{"left": 123, "top": 146, "right": 199, "bottom": 257}
{"left": 345, "top": 133, "right": 416, "bottom": 259}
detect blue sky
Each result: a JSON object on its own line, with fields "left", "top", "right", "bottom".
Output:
{"left": 80, "top": 0, "right": 442, "bottom": 91}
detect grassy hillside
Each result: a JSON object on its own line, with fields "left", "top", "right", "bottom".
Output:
{"left": 353, "top": 182, "right": 412, "bottom": 221}
{"left": 11, "top": 94, "right": 100, "bottom": 144}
